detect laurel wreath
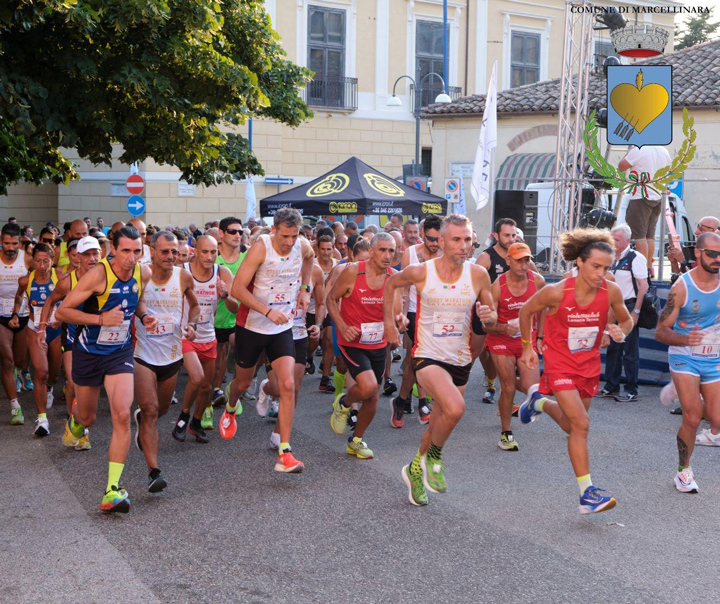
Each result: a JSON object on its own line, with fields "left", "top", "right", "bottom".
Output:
{"left": 583, "top": 107, "right": 697, "bottom": 199}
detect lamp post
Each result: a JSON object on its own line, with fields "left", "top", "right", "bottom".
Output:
{"left": 387, "top": 72, "right": 452, "bottom": 176}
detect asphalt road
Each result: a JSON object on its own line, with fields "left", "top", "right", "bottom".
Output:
{"left": 1, "top": 356, "right": 719, "bottom": 603}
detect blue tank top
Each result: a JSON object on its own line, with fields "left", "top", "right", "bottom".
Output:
{"left": 76, "top": 258, "right": 142, "bottom": 355}
{"left": 26, "top": 269, "right": 59, "bottom": 332}
{"left": 64, "top": 270, "right": 84, "bottom": 345}
{"left": 669, "top": 271, "right": 720, "bottom": 357}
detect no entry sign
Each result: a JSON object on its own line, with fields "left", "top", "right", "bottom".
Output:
{"left": 126, "top": 174, "right": 145, "bottom": 195}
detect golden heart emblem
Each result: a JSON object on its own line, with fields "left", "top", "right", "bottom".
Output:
{"left": 610, "top": 70, "right": 668, "bottom": 133}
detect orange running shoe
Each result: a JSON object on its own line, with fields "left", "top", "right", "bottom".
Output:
{"left": 274, "top": 451, "right": 304, "bottom": 473}
{"left": 219, "top": 409, "right": 237, "bottom": 440}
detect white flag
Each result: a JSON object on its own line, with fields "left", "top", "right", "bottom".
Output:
{"left": 456, "top": 176, "right": 467, "bottom": 216}
{"left": 244, "top": 176, "right": 257, "bottom": 222}
{"left": 471, "top": 61, "right": 498, "bottom": 210}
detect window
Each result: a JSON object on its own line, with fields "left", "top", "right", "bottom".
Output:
{"left": 421, "top": 149, "right": 432, "bottom": 177}
{"left": 307, "top": 6, "right": 345, "bottom": 107}
{"left": 594, "top": 40, "right": 615, "bottom": 71}
{"left": 510, "top": 31, "right": 540, "bottom": 88}
{"left": 415, "top": 20, "right": 448, "bottom": 108}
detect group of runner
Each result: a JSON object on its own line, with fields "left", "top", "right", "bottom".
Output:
{"left": 2, "top": 208, "right": 717, "bottom": 515}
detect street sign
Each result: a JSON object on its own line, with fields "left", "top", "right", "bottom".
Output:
{"left": 405, "top": 176, "right": 427, "bottom": 191}
{"left": 126, "top": 174, "right": 145, "bottom": 195}
{"left": 668, "top": 176, "right": 684, "bottom": 200}
{"left": 265, "top": 177, "right": 294, "bottom": 186}
{"left": 127, "top": 195, "right": 146, "bottom": 216}
{"left": 445, "top": 178, "right": 460, "bottom": 203}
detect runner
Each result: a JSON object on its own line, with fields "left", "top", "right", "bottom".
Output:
{"left": 384, "top": 214, "right": 496, "bottom": 506}
{"left": 10, "top": 243, "right": 62, "bottom": 435}
{"left": 313, "top": 234, "right": 338, "bottom": 390}
{"left": 655, "top": 231, "right": 720, "bottom": 493}
{"left": 133, "top": 231, "right": 199, "bottom": 492}
{"left": 402, "top": 219, "right": 420, "bottom": 252}
{"left": 0, "top": 222, "right": 33, "bottom": 425}
{"left": 392, "top": 215, "right": 442, "bottom": 427}
{"left": 518, "top": 228, "right": 632, "bottom": 514}
{"left": 219, "top": 208, "right": 314, "bottom": 473}
{"left": 484, "top": 242, "right": 545, "bottom": 451}
{"left": 129, "top": 219, "right": 152, "bottom": 264}
{"left": 327, "top": 233, "right": 398, "bottom": 459}
{"left": 57, "top": 225, "right": 152, "bottom": 514}
{"left": 173, "top": 235, "right": 237, "bottom": 443}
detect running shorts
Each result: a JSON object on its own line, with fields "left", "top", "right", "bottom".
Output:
{"left": 539, "top": 372, "right": 599, "bottom": 399}
{"left": 340, "top": 344, "right": 387, "bottom": 383}
{"left": 406, "top": 311, "right": 417, "bottom": 345}
{"left": 264, "top": 337, "right": 309, "bottom": 372}
{"left": 182, "top": 339, "right": 217, "bottom": 364}
{"left": 215, "top": 326, "right": 234, "bottom": 345}
{"left": 0, "top": 315, "right": 28, "bottom": 334}
{"left": 669, "top": 353, "right": 720, "bottom": 385}
{"left": 485, "top": 334, "right": 536, "bottom": 358}
{"left": 471, "top": 306, "right": 486, "bottom": 336}
{"left": 134, "top": 357, "right": 183, "bottom": 382}
{"left": 412, "top": 357, "right": 472, "bottom": 387}
{"left": 331, "top": 321, "right": 341, "bottom": 356}
{"left": 73, "top": 345, "right": 134, "bottom": 387}
{"left": 235, "top": 325, "right": 294, "bottom": 369}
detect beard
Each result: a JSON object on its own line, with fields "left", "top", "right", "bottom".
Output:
{"left": 700, "top": 255, "right": 720, "bottom": 274}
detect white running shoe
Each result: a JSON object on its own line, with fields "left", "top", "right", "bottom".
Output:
{"left": 675, "top": 467, "right": 699, "bottom": 493}
{"left": 269, "top": 431, "right": 281, "bottom": 450}
{"left": 660, "top": 383, "right": 679, "bottom": 407}
{"left": 241, "top": 377, "right": 257, "bottom": 401}
{"left": 46, "top": 386, "right": 54, "bottom": 410}
{"left": 256, "top": 379, "right": 270, "bottom": 417}
{"left": 34, "top": 416, "right": 50, "bottom": 436}
{"left": 268, "top": 398, "right": 279, "bottom": 419}
{"left": 695, "top": 428, "right": 720, "bottom": 447}
{"left": 171, "top": 391, "right": 178, "bottom": 405}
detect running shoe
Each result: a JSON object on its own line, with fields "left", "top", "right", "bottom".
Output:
{"left": 219, "top": 409, "right": 238, "bottom": 440}
{"left": 211, "top": 387, "right": 226, "bottom": 407}
{"left": 383, "top": 378, "right": 398, "bottom": 396}
{"left": 696, "top": 428, "right": 720, "bottom": 447}
{"left": 172, "top": 416, "right": 188, "bottom": 442}
{"left": 224, "top": 383, "right": 243, "bottom": 416}
{"left": 75, "top": 431, "right": 91, "bottom": 451}
{"left": 189, "top": 420, "right": 209, "bottom": 444}
{"left": 579, "top": 486, "right": 617, "bottom": 514}
{"left": 170, "top": 392, "right": 178, "bottom": 405}
{"left": 420, "top": 455, "right": 447, "bottom": 493}
{"left": 498, "top": 431, "right": 519, "bottom": 451}
{"left": 101, "top": 486, "right": 130, "bottom": 513}
{"left": 133, "top": 408, "right": 143, "bottom": 451}
{"left": 46, "top": 386, "right": 54, "bottom": 410}
{"left": 404, "top": 396, "right": 414, "bottom": 414}
{"left": 10, "top": 406, "right": 24, "bottom": 426}
{"left": 15, "top": 373, "right": 22, "bottom": 393}
{"left": 347, "top": 438, "right": 374, "bottom": 459}
{"left": 402, "top": 465, "right": 428, "bottom": 506}
{"left": 63, "top": 417, "right": 81, "bottom": 446}
{"left": 269, "top": 431, "right": 281, "bottom": 450}
{"left": 615, "top": 393, "right": 637, "bottom": 402}
{"left": 241, "top": 377, "right": 258, "bottom": 401}
{"left": 511, "top": 405, "right": 521, "bottom": 418}
{"left": 599, "top": 388, "right": 620, "bottom": 398}
{"left": 268, "top": 399, "right": 279, "bottom": 418}
{"left": 148, "top": 469, "right": 167, "bottom": 493}
{"left": 305, "top": 359, "right": 316, "bottom": 375}
{"left": 670, "top": 406, "right": 683, "bottom": 416}
{"left": 519, "top": 386, "right": 544, "bottom": 424}
{"left": 418, "top": 400, "right": 432, "bottom": 425}
{"left": 482, "top": 385, "right": 496, "bottom": 405}
{"left": 331, "top": 394, "right": 351, "bottom": 434}
{"left": 201, "top": 406, "right": 214, "bottom": 430}
{"left": 256, "top": 378, "right": 270, "bottom": 417}
{"left": 22, "top": 371, "right": 34, "bottom": 391}
{"left": 275, "top": 450, "right": 304, "bottom": 473}
{"left": 675, "top": 468, "right": 699, "bottom": 493}
{"left": 34, "top": 416, "right": 49, "bottom": 437}
{"left": 319, "top": 376, "right": 335, "bottom": 393}
{"left": 391, "top": 396, "right": 405, "bottom": 429}
{"left": 660, "top": 383, "right": 679, "bottom": 407}
{"left": 347, "top": 409, "right": 358, "bottom": 431}
{"left": 315, "top": 347, "right": 323, "bottom": 357}
{"left": 392, "top": 350, "right": 402, "bottom": 362}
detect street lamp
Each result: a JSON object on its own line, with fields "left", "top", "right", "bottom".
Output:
{"left": 387, "top": 72, "right": 452, "bottom": 175}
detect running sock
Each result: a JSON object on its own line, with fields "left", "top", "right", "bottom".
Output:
{"left": 678, "top": 464, "right": 690, "bottom": 472}
{"left": 487, "top": 378, "right": 496, "bottom": 389}
{"left": 333, "top": 370, "right": 346, "bottom": 394}
{"left": 190, "top": 417, "right": 202, "bottom": 428}
{"left": 107, "top": 462, "right": 124, "bottom": 492}
{"left": 534, "top": 396, "right": 548, "bottom": 413}
{"left": 351, "top": 436, "right": 363, "bottom": 444}
{"left": 576, "top": 474, "right": 593, "bottom": 494}
{"left": 10, "top": 399, "right": 19, "bottom": 409}
{"left": 69, "top": 416, "right": 84, "bottom": 438}
{"left": 178, "top": 410, "right": 190, "bottom": 423}
{"left": 280, "top": 442, "right": 291, "bottom": 454}
{"left": 409, "top": 451, "right": 423, "bottom": 476}
{"left": 38, "top": 413, "right": 47, "bottom": 420}
{"left": 427, "top": 442, "right": 443, "bottom": 461}
{"left": 149, "top": 468, "right": 161, "bottom": 481}
{"left": 226, "top": 402, "right": 239, "bottom": 414}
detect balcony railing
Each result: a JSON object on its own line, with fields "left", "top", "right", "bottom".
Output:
{"left": 302, "top": 76, "right": 358, "bottom": 112}
{"left": 411, "top": 84, "right": 462, "bottom": 112}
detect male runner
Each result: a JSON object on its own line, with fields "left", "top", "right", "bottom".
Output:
{"left": 173, "top": 235, "right": 237, "bottom": 442}
{"left": 57, "top": 225, "right": 155, "bottom": 514}
{"left": 133, "top": 231, "right": 199, "bottom": 492}
{"left": 313, "top": 234, "right": 338, "bottom": 389}
{"left": 392, "top": 215, "right": 442, "bottom": 427}
{"left": 327, "top": 233, "right": 397, "bottom": 459}
{"left": 655, "top": 231, "right": 720, "bottom": 493}
{"left": 56, "top": 219, "right": 88, "bottom": 269}
{"left": 484, "top": 242, "right": 545, "bottom": 451}
{"left": 0, "top": 222, "right": 32, "bottom": 424}
{"left": 128, "top": 219, "right": 152, "bottom": 264}
{"left": 219, "top": 208, "right": 314, "bottom": 473}
{"left": 335, "top": 233, "right": 348, "bottom": 260}
{"left": 518, "top": 228, "right": 632, "bottom": 514}
{"left": 384, "top": 214, "right": 496, "bottom": 506}
{"left": 402, "top": 219, "right": 420, "bottom": 252}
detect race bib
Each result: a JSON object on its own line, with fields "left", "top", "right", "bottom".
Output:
{"left": 97, "top": 319, "right": 130, "bottom": 346}
{"left": 197, "top": 309, "right": 211, "bottom": 326}
{"left": 3, "top": 299, "right": 14, "bottom": 316}
{"left": 267, "top": 284, "right": 294, "bottom": 309}
{"left": 148, "top": 314, "right": 174, "bottom": 339}
{"left": 33, "top": 305, "right": 43, "bottom": 325}
{"left": 691, "top": 345, "right": 720, "bottom": 359}
{"left": 568, "top": 326, "right": 598, "bottom": 353}
{"left": 360, "top": 321, "right": 384, "bottom": 345}
{"left": 432, "top": 312, "right": 465, "bottom": 338}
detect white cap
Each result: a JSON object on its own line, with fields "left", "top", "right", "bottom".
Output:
{"left": 77, "top": 236, "right": 102, "bottom": 254}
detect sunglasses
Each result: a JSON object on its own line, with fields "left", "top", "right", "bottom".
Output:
{"left": 472, "top": 242, "right": 481, "bottom": 249}
{"left": 424, "top": 235, "right": 439, "bottom": 243}
{"left": 698, "top": 248, "right": 720, "bottom": 259}
{"left": 224, "top": 228, "right": 242, "bottom": 235}
{"left": 695, "top": 223, "right": 717, "bottom": 233}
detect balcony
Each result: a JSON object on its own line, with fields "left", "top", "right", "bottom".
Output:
{"left": 302, "top": 76, "right": 358, "bottom": 112}
{"left": 411, "top": 84, "right": 462, "bottom": 112}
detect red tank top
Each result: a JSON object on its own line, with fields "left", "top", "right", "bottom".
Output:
{"left": 485, "top": 272, "right": 538, "bottom": 349}
{"left": 338, "top": 261, "right": 390, "bottom": 350}
{"left": 542, "top": 277, "right": 609, "bottom": 377}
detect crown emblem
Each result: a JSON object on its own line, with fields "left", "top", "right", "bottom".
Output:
{"left": 610, "top": 25, "right": 669, "bottom": 58}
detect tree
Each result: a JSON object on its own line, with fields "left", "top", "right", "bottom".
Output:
{"left": 0, "top": 0, "right": 313, "bottom": 195}
{"left": 675, "top": 9, "right": 720, "bottom": 51}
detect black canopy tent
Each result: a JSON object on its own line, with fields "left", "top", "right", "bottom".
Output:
{"left": 259, "top": 157, "right": 447, "bottom": 218}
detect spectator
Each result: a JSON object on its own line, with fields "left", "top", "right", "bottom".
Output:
{"left": 601, "top": 224, "right": 649, "bottom": 402}
{"left": 97, "top": 216, "right": 111, "bottom": 235}
{"left": 8, "top": 217, "right": 17, "bottom": 224}
{"left": 83, "top": 216, "right": 91, "bottom": 228}
{"left": 618, "top": 145, "right": 671, "bottom": 274}
{"left": 668, "top": 216, "right": 720, "bottom": 274}
{"left": 189, "top": 223, "right": 202, "bottom": 239}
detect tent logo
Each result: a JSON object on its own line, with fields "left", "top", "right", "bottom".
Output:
{"left": 307, "top": 173, "right": 350, "bottom": 197}
{"left": 422, "top": 203, "right": 443, "bottom": 214}
{"left": 363, "top": 173, "right": 404, "bottom": 197}
{"left": 329, "top": 201, "right": 357, "bottom": 214}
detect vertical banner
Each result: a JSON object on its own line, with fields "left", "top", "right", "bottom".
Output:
{"left": 471, "top": 61, "right": 498, "bottom": 210}
{"left": 245, "top": 176, "right": 257, "bottom": 222}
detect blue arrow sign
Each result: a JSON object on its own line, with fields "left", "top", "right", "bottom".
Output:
{"left": 265, "top": 177, "right": 294, "bottom": 186}
{"left": 127, "top": 195, "right": 146, "bottom": 216}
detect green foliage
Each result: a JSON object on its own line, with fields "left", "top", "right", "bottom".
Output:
{"left": 675, "top": 9, "right": 720, "bottom": 51}
{"left": 0, "top": 0, "right": 313, "bottom": 195}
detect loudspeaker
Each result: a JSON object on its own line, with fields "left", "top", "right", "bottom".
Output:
{"left": 493, "top": 190, "right": 538, "bottom": 254}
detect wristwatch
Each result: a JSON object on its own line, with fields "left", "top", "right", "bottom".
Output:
{"left": 632, "top": 309, "right": 641, "bottom": 315}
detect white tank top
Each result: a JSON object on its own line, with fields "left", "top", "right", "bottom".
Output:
{"left": 412, "top": 259, "right": 478, "bottom": 366}
{"left": 0, "top": 250, "right": 27, "bottom": 317}
{"left": 183, "top": 262, "right": 219, "bottom": 344}
{"left": 292, "top": 277, "right": 312, "bottom": 341}
{"left": 134, "top": 266, "right": 184, "bottom": 365}
{"left": 407, "top": 245, "right": 420, "bottom": 313}
{"left": 237, "top": 234, "right": 302, "bottom": 335}
{"left": 309, "top": 258, "right": 336, "bottom": 314}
